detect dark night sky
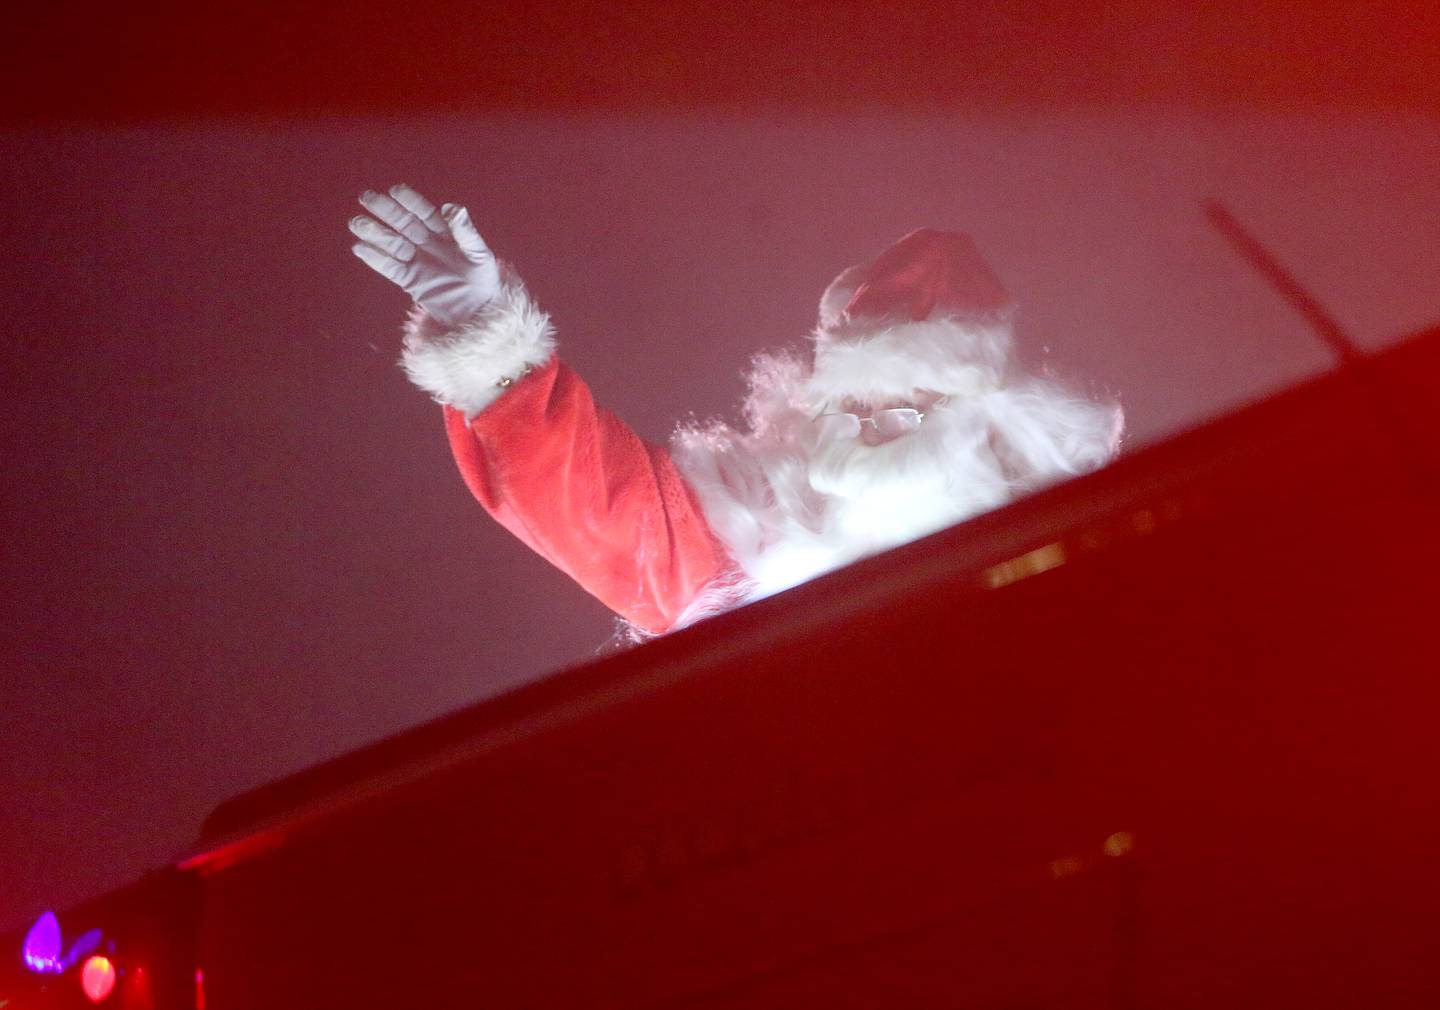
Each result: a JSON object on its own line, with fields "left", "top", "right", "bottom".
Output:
{"left": 2, "top": 2, "right": 1438, "bottom": 935}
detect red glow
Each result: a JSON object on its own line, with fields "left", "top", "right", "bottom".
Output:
{"left": 178, "top": 825, "right": 289, "bottom": 876}
{"left": 81, "top": 955, "right": 116, "bottom": 1003}
{"left": 121, "top": 965, "right": 152, "bottom": 1010}
{"left": 194, "top": 968, "right": 206, "bottom": 1010}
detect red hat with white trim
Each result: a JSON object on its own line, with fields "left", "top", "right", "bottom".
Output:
{"left": 810, "top": 229, "right": 1016, "bottom": 403}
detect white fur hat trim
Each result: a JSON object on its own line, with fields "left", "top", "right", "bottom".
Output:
{"left": 808, "top": 316, "right": 1013, "bottom": 404}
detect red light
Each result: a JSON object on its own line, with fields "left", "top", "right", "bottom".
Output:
{"left": 122, "top": 965, "right": 154, "bottom": 1010}
{"left": 81, "top": 956, "right": 116, "bottom": 1003}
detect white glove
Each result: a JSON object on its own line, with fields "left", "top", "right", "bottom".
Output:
{"left": 349, "top": 184, "right": 502, "bottom": 328}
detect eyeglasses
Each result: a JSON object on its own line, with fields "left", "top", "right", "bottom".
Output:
{"left": 813, "top": 398, "right": 946, "bottom": 441}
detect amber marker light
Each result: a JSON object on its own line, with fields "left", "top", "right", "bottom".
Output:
{"left": 81, "top": 955, "right": 117, "bottom": 1003}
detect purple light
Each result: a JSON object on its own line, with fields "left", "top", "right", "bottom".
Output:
{"left": 22, "top": 912, "right": 62, "bottom": 973}
{"left": 21, "top": 914, "right": 102, "bottom": 975}
{"left": 65, "top": 929, "right": 103, "bottom": 970}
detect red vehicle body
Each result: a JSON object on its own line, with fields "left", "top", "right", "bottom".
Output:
{"left": 9, "top": 323, "right": 1440, "bottom": 1009}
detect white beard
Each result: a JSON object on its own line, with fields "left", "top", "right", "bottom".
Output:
{"left": 805, "top": 400, "right": 1013, "bottom": 557}
{"left": 725, "top": 397, "right": 1019, "bottom": 593}
{"left": 669, "top": 351, "right": 1121, "bottom": 624}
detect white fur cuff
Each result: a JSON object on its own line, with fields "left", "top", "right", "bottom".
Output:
{"left": 400, "top": 281, "right": 557, "bottom": 418}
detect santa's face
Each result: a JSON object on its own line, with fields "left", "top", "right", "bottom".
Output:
{"left": 830, "top": 390, "right": 948, "bottom": 446}
{"left": 805, "top": 390, "right": 1013, "bottom": 553}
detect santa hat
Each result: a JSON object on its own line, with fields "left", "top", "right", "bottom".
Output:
{"left": 809, "top": 229, "right": 1017, "bottom": 404}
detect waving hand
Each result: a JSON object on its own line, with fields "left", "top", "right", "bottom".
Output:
{"left": 349, "top": 184, "right": 502, "bottom": 327}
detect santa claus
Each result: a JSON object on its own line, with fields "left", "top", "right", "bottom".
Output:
{"left": 350, "top": 184, "right": 1121, "bottom": 637}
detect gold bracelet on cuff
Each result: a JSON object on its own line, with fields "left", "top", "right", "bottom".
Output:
{"left": 495, "top": 364, "right": 534, "bottom": 389}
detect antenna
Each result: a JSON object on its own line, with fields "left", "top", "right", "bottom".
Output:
{"left": 1203, "top": 200, "right": 1364, "bottom": 368}
{"left": 1205, "top": 199, "right": 1439, "bottom": 495}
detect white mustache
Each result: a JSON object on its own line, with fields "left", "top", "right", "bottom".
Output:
{"left": 808, "top": 430, "right": 939, "bottom": 497}
{"left": 809, "top": 404, "right": 980, "bottom": 490}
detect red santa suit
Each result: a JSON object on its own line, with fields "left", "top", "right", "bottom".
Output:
{"left": 399, "top": 231, "right": 1122, "bottom": 636}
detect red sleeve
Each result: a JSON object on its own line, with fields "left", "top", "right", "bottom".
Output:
{"left": 440, "top": 356, "right": 733, "bottom": 635}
